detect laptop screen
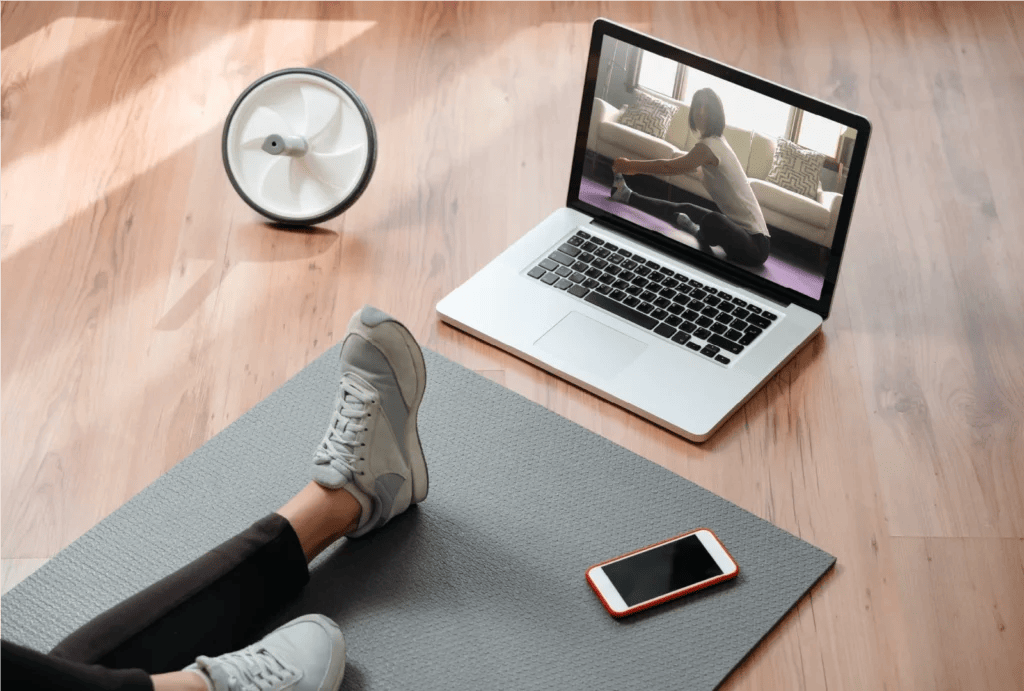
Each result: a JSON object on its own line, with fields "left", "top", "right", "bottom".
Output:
{"left": 570, "top": 22, "right": 870, "bottom": 315}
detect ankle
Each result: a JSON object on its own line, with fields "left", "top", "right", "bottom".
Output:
{"left": 152, "top": 670, "right": 210, "bottom": 691}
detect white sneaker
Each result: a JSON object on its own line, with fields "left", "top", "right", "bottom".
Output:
{"left": 185, "top": 614, "right": 345, "bottom": 691}
{"left": 312, "top": 305, "right": 428, "bottom": 537}
{"left": 675, "top": 213, "right": 700, "bottom": 234}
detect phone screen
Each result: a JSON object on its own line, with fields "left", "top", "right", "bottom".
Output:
{"left": 603, "top": 534, "right": 724, "bottom": 607}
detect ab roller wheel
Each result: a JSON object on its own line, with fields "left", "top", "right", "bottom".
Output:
{"left": 222, "top": 68, "right": 377, "bottom": 225}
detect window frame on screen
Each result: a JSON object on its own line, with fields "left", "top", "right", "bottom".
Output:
{"left": 568, "top": 18, "right": 871, "bottom": 320}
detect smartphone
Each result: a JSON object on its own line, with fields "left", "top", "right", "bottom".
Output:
{"left": 586, "top": 528, "right": 739, "bottom": 617}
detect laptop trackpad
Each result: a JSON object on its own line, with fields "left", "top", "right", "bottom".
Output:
{"left": 535, "top": 311, "right": 647, "bottom": 379}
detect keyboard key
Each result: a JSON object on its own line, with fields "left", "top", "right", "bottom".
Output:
{"left": 715, "top": 354, "right": 731, "bottom": 365}
{"left": 682, "top": 309, "right": 700, "bottom": 321}
{"left": 701, "top": 344, "right": 720, "bottom": 357}
{"left": 623, "top": 296, "right": 640, "bottom": 307}
{"left": 666, "top": 315, "right": 682, "bottom": 326}
{"left": 596, "top": 284, "right": 612, "bottom": 295}
{"left": 549, "top": 251, "right": 574, "bottom": 265}
{"left": 640, "top": 291, "right": 657, "bottom": 302}
{"left": 595, "top": 248, "right": 611, "bottom": 258}
{"left": 592, "top": 258, "right": 609, "bottom": 270}
{"left": 695, "top": 327, "right": 712, "bottom": 340}
{"left": 605, "top": 266, "right": 622, "bottom": 277}
{"left": 585, "top": 267, "right": 602, "bottom": 279}
{"left": 691, "top": 289, "right": 708, "bottom": 300}
{"left": 632, "top": 276, "right": 649, "bottom": 288}
{"left": 705, "top": 296, "right": 721, "bottom": 307}
{"left": 653, "top": 297, "right": 670, "bottom": 308}
{"left": 566, "top": 236, "right": 583, "bottom": 247}
{"left": 676, "top": 275, "right": 690, "bottom": 284}
{"left": 679, "top": 322, "right": 697, "bottom": 334}
{"left": 583, "top": 279, "right": 599, "bottom": 289}
{"left": 663, "top": 278, "right": 679, "bottom": 289}
{"left": 738, "top": 332, "right": 756, "bottom": 346}
{"left": 690, "top": 279, "right": 704, "bottom": 289}
{"left": 650, "top": 272, "right": 666, "bottom": 283}
{"left": 558, "top": 243, "right": 580, "bottom": 257}
{"left": 584, "top": 292, "right": 658, "bottom": 329}
{"left": 725, "top": 328, "right": 744, "bottom": 342}
{"left": 610, "top": 289, "right": 626, "bottom": 301}
{"left": 576, "top": 230, "right": 591, "bottom": 239}
{"left": 555, "top": 266, "right": 572, "bottom": 278}
{"left": 637, "top": 303, "right": 655, "bottom": 314}
{"left": 709, "top": 335, "right": 744, "bottom": 354}
{"left": 645, "top": 259, "right": 662, "bottom": 269}
{"left": 718, "top": 292, "right": 734, "bottom": 302}
{"left": 718, "top": 301, "right": 735, "bottom": 314}
{"left": 581, "top": 241, "right": 597, "bottom": 252}
{"left": 667, "top": 304, "right": 684, "bottom": 316}
{"left": 604, "top": 243, "right": 621, "bottom": 253}
{"left": 555, "top": 278, "right": 573, "bottom": 290}
{"left": 671, "top": 332, "right": 691, "bottom": 346}
{"left": 685, "top": 341, "right": 701, "bottom": 352}
{"left": 570, "top": 272, "right": 586, "bottom": 283}
{"left": 541, "top": 273, "right": 558, "bottom": 285}
{"left": 714, "top": 311, "right": 732, "bottom": 323}
{"left": 733, "top": 308, "right": 751, "bottom": 320}
{"left": 763, "top": 312, "right": 778, "bottom": 321}
{"left": 580, "top": 252, "right": 595, "bottom": 263}
{"left": 612, "top": 280, "right": 629, "bottom": 290}
{"left": 635, "top": 266, "right": 652, "bottom": 276}
{"left": 618, "top": 250, "right": 632, "bottom": 258}
{"left": 621, "top": 260, "right": 638, "bottom": 270}
{"left": 732, "top": 297, "right": 746, "bottom": 306}
{"left": 709, "top": 323, "right": 727, "bottom": 335}
{"left": 598, "top": 273, "right": 615, "bottom": 284}
{"left": 539, "top": 258, "right": 558, "bottom": 271}
{"left": 654, "top": 323, "right": 676, "bottom": 339}
{"left": 652, "top": 308, "right": 669, "bottom": 320}
{"left": 528, "top": 266, "right": 546, "bottom": 279}
{"left": 659, "top": 288, "right": 677, "bottom": 299}
{"left": 608, "top": 254, "right": 624, "bottom": 265}
{"left": 590, "top": 237, "right": 605, "bottom": 246}
{"left": 747, "top": 305, "right": 762, "bottom": 315}
{"left": 572, "top": 261, "right": 588, "bottom": 272}
{"left": 620, "top": 271, "right": 636, "bottom": 282}
{"left": 677, "top": 285, "right": 693, "bottom": 295}
{"left": 673, "top": 296, "right": 691, "bottom": 308}
{"left": 747, "top": 314, "right": 771, "bottom": 329}
{"left": 568, "top": 284, "right": 589, "bottom": 298}
{"left": 701, "top": 307, "right": 719, "bottom": 319}
{"left": 625, "top": 285, "right": 641, "bottom": 296}
{"left": 743, "top": 324, "right": 764, "bottom": 337}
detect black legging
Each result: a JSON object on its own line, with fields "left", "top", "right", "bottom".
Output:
{"left": 1, "top": 513, "right": 310, "bottom": 691}
{"left": 626, "top": 189, "right": 770, "bottom": 267}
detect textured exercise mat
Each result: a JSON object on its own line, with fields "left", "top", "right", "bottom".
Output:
{"left": 2, "top": 345, "right": 835, "bottom": 690}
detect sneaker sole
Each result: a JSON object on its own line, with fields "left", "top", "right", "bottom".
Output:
{"left": 381, "top": 317, "right": 429, "bottom": 505}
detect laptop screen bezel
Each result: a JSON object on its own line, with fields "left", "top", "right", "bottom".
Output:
{"left": 567, "top": 18, "right": 871, "bottom": 320}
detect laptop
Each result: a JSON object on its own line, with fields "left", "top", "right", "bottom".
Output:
{"left": 437, "top": 18, "right": 870, "bottom": 441}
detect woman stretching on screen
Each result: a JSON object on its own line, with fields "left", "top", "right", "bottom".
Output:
{"left": 610, "top": 88, "right": 771, "bottom": 267}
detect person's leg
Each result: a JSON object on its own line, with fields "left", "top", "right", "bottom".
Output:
{"left": 696, "top": 213, "right": 771, "bottom": 266}
{"left": 610, "top": 175, "right": 714, "bottom": 226}
{"left": 50, "top": 485, "right": 361, "bottom": 676}
{"left": 2, "top": 640, "right": 153, "bottom": 691}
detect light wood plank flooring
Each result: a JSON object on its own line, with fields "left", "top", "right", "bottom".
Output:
{"left": 2, "top": 3, "right": 1022, "bottom": 689}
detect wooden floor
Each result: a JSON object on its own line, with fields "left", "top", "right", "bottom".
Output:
{"left": 3, "top": 2, "right": 1022, "bottom": 689}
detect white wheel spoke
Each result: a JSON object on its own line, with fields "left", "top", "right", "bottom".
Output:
{"left": 304, "top": 144, "right": 367, "bottom": 189}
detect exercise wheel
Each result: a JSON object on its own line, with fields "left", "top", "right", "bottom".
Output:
{"left": 222, "top": 68, "right": 377, "bottom": 226}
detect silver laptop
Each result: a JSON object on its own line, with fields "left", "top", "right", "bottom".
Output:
{"left": 437, "top": 19, "right": 870, "bottom": 441}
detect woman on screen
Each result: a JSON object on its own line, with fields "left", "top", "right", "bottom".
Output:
{"left": 610, "top": 88, "right": 770, "bottom": 267}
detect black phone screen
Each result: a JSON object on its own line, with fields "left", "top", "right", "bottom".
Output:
{"left": 603, "top": 534, "right": 724, "bottom": 607}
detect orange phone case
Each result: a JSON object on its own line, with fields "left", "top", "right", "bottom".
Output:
{"left": 585, "top": 528, "right": 739, "bottom": 618}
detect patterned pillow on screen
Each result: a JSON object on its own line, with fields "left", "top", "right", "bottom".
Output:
{"left": 618, "top": 91, "right": 678, "bottom": 139}
{"left": 765, "top": 138, "right": 826, "bottom": 199}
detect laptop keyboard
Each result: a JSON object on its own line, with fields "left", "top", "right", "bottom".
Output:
{"left": 526, "top": 229, "right": 779, "bottom": 366}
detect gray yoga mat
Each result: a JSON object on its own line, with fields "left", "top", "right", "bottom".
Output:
{"left": 2, "top": 345, "right": 835, "bottom": 690}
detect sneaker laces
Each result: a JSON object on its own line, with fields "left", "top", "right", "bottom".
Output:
{"left": 197, "top": 645, "right": 296, "bottom": 691}
{"left": 313, "top": 376, "right": 375, "bottom": 481}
